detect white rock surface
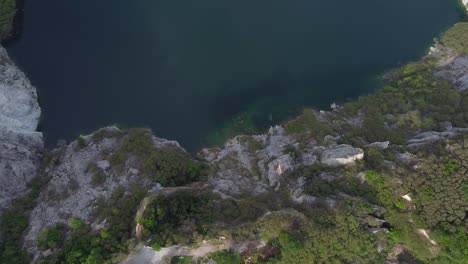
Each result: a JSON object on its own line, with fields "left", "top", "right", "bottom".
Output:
{"left": 0, "top": 46, "right": 41, "bottom": 131}
{"left": 367, "top": 141, "right": 390, "bottom": 150}
{"left": 202, "top": 126, "right": 298, "bottom": 196}
{"left": 320, "top": 144, "right": 364, "bottom": 167}
{"left": 266, "top": 154, "right": 294, "bottom": 190}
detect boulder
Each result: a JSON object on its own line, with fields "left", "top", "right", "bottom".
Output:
{"left": 367, "top": 141, "right": 390, "bottom": 150}
{"left": 320, "top": 144, "right": 364, "bottom": 167}
{"left": 267, "top": 154, "right": 294, "bottom": 190}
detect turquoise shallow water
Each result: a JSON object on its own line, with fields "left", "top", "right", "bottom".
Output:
{"left": 6, "top": 0, "right": 460, "bottom": 150}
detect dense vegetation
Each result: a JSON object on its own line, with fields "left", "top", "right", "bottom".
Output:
{"left": 39, "top": 185, "right": 147, "bottom": 263}
{"left": 0, "top": 0, "right": 15, "bottom": 40}
{"left": 109, "top": 128, "right": 207, "bottom": 186}
{"left": 441, "top": 22, "right": 468, "bottom": 54}
{"left": 0, "top": 152, "right": 53, "bottom": 264}
{"left": 139, "top": 190, "right": 215, "bottom": 248}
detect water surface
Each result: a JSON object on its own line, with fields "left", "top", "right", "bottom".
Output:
{"left": 6, "top": 0, "right": 460, "bottom": 150}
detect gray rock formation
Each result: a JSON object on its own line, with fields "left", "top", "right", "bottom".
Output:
{"left": 434, "top": 56, "right": 468, "bottom": 91}
{"left": 320, "top": 144, "right": 364, "bottom": 167}
{"left": 0, "top": 45, "right": 43, "bottom": 210}
{"left": 23, "top": 128, "right": 174, "bottom": 258}
{"left": 0, "top": 47, "right": 41, "bottom": 131}
{"left": 202, "top": 126, "right": 299, "bottom": 197}
{"left": 367, "top": 141, "right": 390, "bottom": 150}
{"left": 407, "top": 128, "right": 468, "bottom": 149}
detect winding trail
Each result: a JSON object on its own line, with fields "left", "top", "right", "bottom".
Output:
{"left": 122, "top": 239, "right": 266, "bottom": 264}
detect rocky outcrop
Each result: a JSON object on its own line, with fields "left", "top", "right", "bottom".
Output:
{"left": 367, "top": 141, "right": 390, "bottom": 150}
{"left": 320, "top": 144, "right": 364, "bottom": 167}
{"left": 23, "top": 128, "right": 172, "bottom": 258}
{"left": 202, "top": 125, "right": 367, "bottom": 200}
{"left": 0, "top": 46, "right": 41, "bottom": 131}
{"left": 0, "top": 45, "right": 42, "bottom": 210}
{"left": 407, "top": 128, "right": 468, "bottom": 149}
{"left": 203, "top": 126, "right": 298, "bottom": 196}
{"left": 434, "top": 56, "right": 468, "bottom": 91}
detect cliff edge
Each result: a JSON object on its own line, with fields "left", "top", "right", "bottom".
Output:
{"left": 0, "top": 45, "right": 42, "bottom": 210}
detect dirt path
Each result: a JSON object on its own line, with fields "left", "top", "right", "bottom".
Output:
{"left": 122, "top": 239, "right": 266, "bottom": 264}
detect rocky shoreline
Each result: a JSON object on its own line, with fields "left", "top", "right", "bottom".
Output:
{"left": 0, "top": 45, "right": 42, "bottom": 212}
{"left": 0, "top": 6, "right": 468, "bottom": 264}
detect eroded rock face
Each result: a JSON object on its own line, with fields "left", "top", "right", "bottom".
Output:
{"left": 0, "top": 128, "right": 43, "bottom": 209}
{"left": 320, "top": 144, "right": 364, "bottom": 167}
{"left": 406, "top": 128, "right": 468, "bottom": 149}
{"left": 0, "top": 45, "right": 43, "bottom": 210}
{"left": 435, "top": 56, "right": 468, "bottom": 91}
{"left": 202, "top": 126, "right": 367, "bottom": 198}
{"left": 23, "top": 128, "right": 174, "bottom": 258}
{"left": 202, "top": 126, "right": 300, "bottom": 197}
{"left": 0, "top": 46, "right": 41, "bottom": 131}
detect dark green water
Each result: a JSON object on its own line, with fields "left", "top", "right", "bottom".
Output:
{"left": 6, "top": 0, "right": 460, "bottom": 150}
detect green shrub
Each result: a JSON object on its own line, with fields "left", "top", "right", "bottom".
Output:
{"left": 433, "top": 225, "right": 468, "bottom": 264}
{"left": 69, "top": 217, "right": 83, "bottom": 230}
{"left": 140, "top": 191, "right": 214, "bottom": 247}
{"left": 76, "top": 136, "right": 86, "bottom": 149}
{"left": 0, "top": 208, "right": 30, "bottom": 263}
{"left": 209, "top": 250, "right": 243, "bottom": 264}
{"left": 37, "top": 224, "right": 67, "bottom": 250}
{"left": 109, "top": 128, "right": 207, "bottom": 186}
{"left": 442, "top": 159, "right": 458, "bottom": 177}
{"left": 87, "top": 163, "right": 106, "bottom": 186}
{"left": 285, "top": 109, "right": 333, "bottom": 142}
{"left": 41, "top": 185, "right": 147, "bottom": 263}
{"left": 0, "top": 0, "right": 15, "bottom": 40}
{"left": 170, "top": 256, "right": 193, "bottom": 264}
{"left": 365, "top": 147, "right": 386, "bottom": 171}
{"left": 277, "top": 231, "right": 304, "bottom": 255}
{"left": 394, "top": 200, "right": 406, "bottom": 210}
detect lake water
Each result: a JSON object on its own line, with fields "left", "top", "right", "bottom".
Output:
{"left": 6, "top": 0, "right": 460, "bottom": 150}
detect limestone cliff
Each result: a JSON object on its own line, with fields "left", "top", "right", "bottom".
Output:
{"left": 0, "top": 45, "right": 42, "bottom": 211}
